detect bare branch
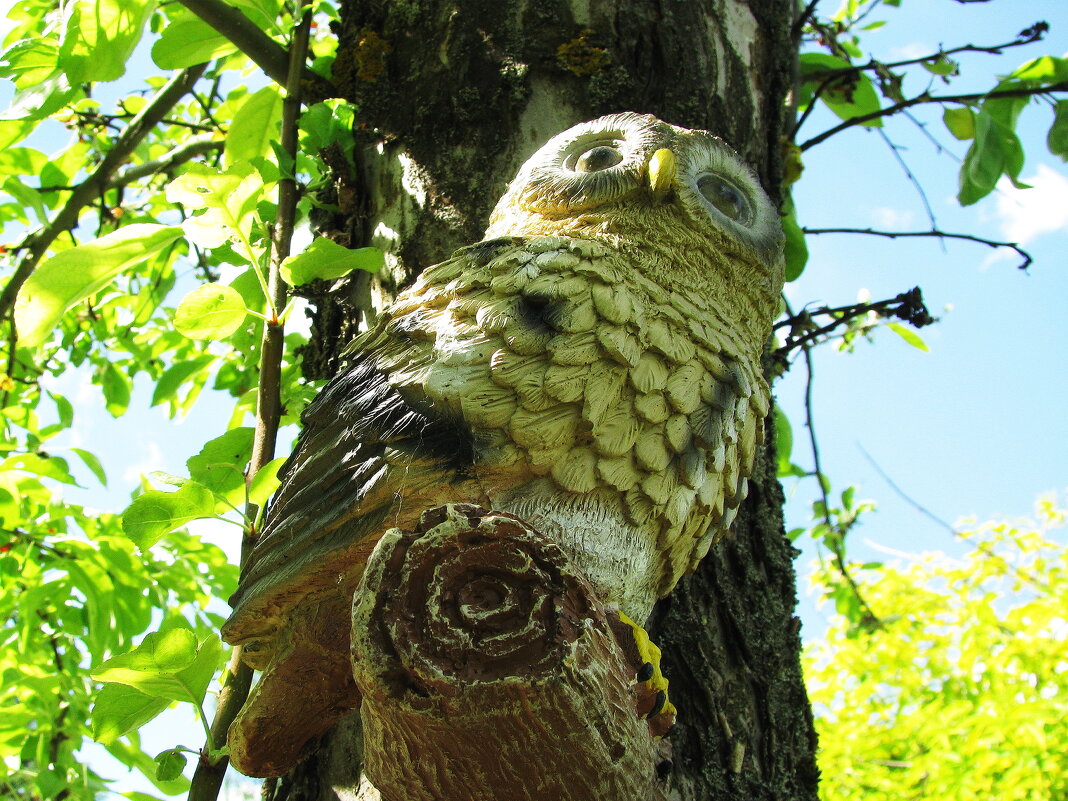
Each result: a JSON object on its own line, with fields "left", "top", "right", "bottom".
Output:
{"left": 799, "top": 80, "right": 1068, "bottom": 151}
{"left": 0, "top": 64, "right": 207, "bottom": 323}
{"left": 775, "top": 287, "right": 935, "bottom": 359}
{"left": 802, "top": 226, "right": 1033, "bottom": 269}
{"left": 800, "top": 339, "right": 882, "bottom": 627}
{"left": 177, "top": 0, "right": 332, "bottom": 101}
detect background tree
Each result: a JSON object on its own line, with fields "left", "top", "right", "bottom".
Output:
{"left": 0, "top": 1, "right": 1064, "bottom": 800}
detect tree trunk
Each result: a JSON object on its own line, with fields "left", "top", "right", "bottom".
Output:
{"left": 277, "top": 1, "right": 818, "bottom": 799}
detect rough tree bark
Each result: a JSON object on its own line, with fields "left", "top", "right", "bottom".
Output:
{"left": 274, "top": 1, "right": 819, "bottom": 799}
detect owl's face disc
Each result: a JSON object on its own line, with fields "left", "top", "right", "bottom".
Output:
{"left": 487, "top": 112, "right": 784, "bottom": 263}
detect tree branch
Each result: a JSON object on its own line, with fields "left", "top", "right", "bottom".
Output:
{"left": 186, "top": 8, "right": 313, "bottom": 801}
{"left": 0, "top": 64, "right": 207, "bottom": 324}
{"left": 802, "top": 22, "right": 1048, "bottom": 86}
{"left": 799, "top": 80, "right": 1068, "bottom": 151}
{"left": 775, "top": 287, "right": 934, "bottom": 360}
{"left": 177, "top": 0, "right": 332, "bottom": 101}
{"left": 802, "top": 226, "right": 1033, "bottom": 269}
{"left": 107, "top": 134, "right": 222, "bottom": 188}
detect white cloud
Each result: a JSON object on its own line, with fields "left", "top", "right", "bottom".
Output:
{"left": 870, "top": 206, "right": 917, "bottom": 229}
{"left": 890, "top": 42, "right": 933, "bottom": 61}
{"left": 988, "top": 164, "right": 1068, "bottom": 245}
{"left": 122, "top": 439, "right": 166, "bottom": 484}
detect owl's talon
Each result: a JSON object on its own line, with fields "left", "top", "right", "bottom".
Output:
{"left": 617, "top": 612, "right": 677, "bottom": 735}
{"left": 637, "top": 661, "right": 655, "bottom": 683}
{"left": 647, "top": 690, "right": 668, "bottom": 720}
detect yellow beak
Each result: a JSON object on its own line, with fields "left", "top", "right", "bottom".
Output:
{"left": 647, "top": 148, "right": 676, "bottom": 198}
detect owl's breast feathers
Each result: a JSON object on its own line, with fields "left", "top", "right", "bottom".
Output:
{"left": 222, "top": 235, "right": 769, "bottom": 653}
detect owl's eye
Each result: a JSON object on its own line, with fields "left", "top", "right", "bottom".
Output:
{"left": 697, "top": 174, "right": 750, "bottom": 223}
{"left": 574, "top": 145, "right": 623, "bottom": 173}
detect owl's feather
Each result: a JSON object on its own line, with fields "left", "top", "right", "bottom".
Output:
{"left": 224, "top": 234, "right": 767, "bottom": 653}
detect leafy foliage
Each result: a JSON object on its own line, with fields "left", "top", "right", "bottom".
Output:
{"left": 0, "top": 0, "right": 1063, "bottom": 798}
{"left": 0, "top": 1, "right": 374, "bottom": 796}
{"left": 806, "top": 496, "right": 1068, "bottom": 800}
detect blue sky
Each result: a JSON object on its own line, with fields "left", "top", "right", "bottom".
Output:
{"left": 779, "top": 0, "right": 1068, "bottom": 632}
{"left": 4, "top": 1, "right": 1068, "bottom": 796}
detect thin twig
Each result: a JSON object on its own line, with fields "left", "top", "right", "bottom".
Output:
{"left": 801, "top": 341, "right": 882, "bottom": 625}
{"left": 178, "top": 0, "right": 331, "bottom": 101}
{"left": 857, "top": 444, "right": 1051, "bottom": 594}
{"left": 802, "top": 226, "right": 1033, "bottom": 269}
{"left": 802, "top": 23, "right": 1048, "bottom": 84}
{"left": 799, "top": 80, "right": 1068, "bottom": 151}
{"left": 791, "top": 0, "right": 820, "bottom": 39}
{"left": 876, "top": 129, "right": 938, "bottom": 231}
{"left": 774, "top": 287, "right": 934, "bottom": 359}
{"left": 185, "top": 8, "right": 313, "bottom": 801}
{"left": 0, "top": 64, "right": 208, "bottom": 323}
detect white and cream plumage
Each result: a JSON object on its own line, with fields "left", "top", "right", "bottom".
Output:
{"left": 222, "top": 112, "right": 784, "bottom": 776}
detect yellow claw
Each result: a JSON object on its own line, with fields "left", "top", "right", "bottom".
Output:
{"left": 647, "top": 148, "right": 676, "bottom": 198}
{"left": 618, "top": 611, "right": 677, "bottom": 722}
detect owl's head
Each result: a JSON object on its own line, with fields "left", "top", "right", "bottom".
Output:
{"left": 485, "top": 113, "right": 784, "bottom": 273}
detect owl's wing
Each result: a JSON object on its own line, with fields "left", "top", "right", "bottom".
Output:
{"left": 220, "top": 238, "right": 527, "bottom": 653}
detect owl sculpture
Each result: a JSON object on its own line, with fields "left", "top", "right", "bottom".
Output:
{"left": 221, "top": 112, "right": 785, "bottom": 777}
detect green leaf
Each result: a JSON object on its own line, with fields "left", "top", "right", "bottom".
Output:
{"left": 151, "top": 17, "right": 236, "bottom": 69}
{"left": 922, "top": 55, "right": 957, "bottom": 77}
{"left": 121, "top": 482, "right": 217, "bottom": 550}
{"left": 58, "top": 0, "right": 154, "bottom": 83}
{"left": 1008, "top": 55, "right": 1068, "bottom": 84}
{"left": 886, "top": 322, "right": 928, "bottom": 351}
{"left": 186, "top": 427, "right": 254, "bottom": 500}
{"left": 150, "top": 355, "right": 215, "bottom": 407}
{"left": 225, "top": 85, "right": 283, "bottom": 166}
{"left": 173, "top": 284, "right": 247, "bottom": 339}
{"left": 154, "top": 748, "right": 188, "bottom": 782}
{"left": 280, "top": 238, "right": 384, "bottom": 286}
{"left": 71, "top": 447, "right": 107, "bottom": 486}
{"left": 1048, "top": 100, "right": 1068, "bottom": 161}
{"left": 91, "top": 683, "right": 170, "bottom": 745}
{"left": 13, "top": 224, "right": 183, "bottom": 347}
{"left": 299, "top": 99, "right": 358, "bottom": 168}
{"left": 249, "top": 456, "right": 287, "bottom": 507}
{"left": 782, "top": 210, "right": 808, "bottom": 282}
{"left": 166, "top": 163, "right": 264, "bottom": 257}
{"left": 943, "top": 107, "right": 975, "bottom": 141}
{"left": 800, "top": 53, "right": 883, "bottom": 127}
{"left": 91, "top": 629, "right": 222, "bottom": 706}
{"left": 1, "top": 452, "right": 79, "bottom": 485}
{"left": 101, "top": 362, "right": 132, "bottom": 418}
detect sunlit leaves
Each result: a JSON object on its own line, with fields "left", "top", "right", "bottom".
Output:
{"left": 13, "top": 224, "right": 184, "bottom": 347}
{"left": 121, "top": 481, "right": 217, "bottom": 550}
{"left": 91, "top": 683, "right": 170, "bottom": 745}
{"left": 173, "top": 283, "right": 248, "bottom": 339}
{"left": 151, "top": 8, "right": 236, "bottom": 70}
{"left": 808, "top": 496, "right": 1068, "bottom": 801}
{"left": 58, "top": 0, "right": 154, "bottom": 84}
{"left": 799, "top": 53, "right": 883, "bottom": 128}
{"left": 166, "top": 162, "right": 267, "bottom": 260}
{"left": 281, "top": 236, "right": 384, "bottom": 286}
{"left": 91, "top": 627, "right": 221, "bottom": 705}
{"left": 226, "top": 85, "right": 284, "bottom": 166}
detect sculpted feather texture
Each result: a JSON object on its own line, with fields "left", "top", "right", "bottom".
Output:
{"left": 221, "top": 113, "right": 785, "bottom": 777}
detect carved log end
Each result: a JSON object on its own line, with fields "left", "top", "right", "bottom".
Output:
{"left": 351, "top": 504, "right": 670, "bottom": 801}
